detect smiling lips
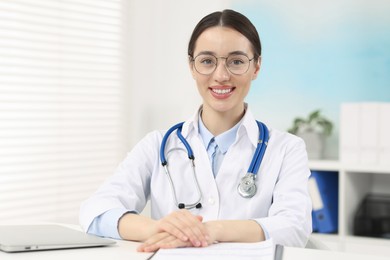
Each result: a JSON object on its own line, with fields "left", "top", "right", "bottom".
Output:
{"left": 210, "top": 86, "right": 235, "bottom": 99}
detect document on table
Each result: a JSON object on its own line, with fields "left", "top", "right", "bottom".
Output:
{"left": 149, "top": 239, "right": 283, "bottom": 260}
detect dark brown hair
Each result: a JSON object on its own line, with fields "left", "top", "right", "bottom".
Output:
{"left": 188, "top": 9, "right": 261, "bottom": 62}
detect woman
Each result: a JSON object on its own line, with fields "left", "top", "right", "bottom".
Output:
{"left": 79, "top": 9, "right": 312, "bottom": 252}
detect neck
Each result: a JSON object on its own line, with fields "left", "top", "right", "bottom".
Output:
{"left": 201, "top": 105, "right": 245, "bottom": 136}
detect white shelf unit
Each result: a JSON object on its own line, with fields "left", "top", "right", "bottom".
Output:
{"left": 308, "top": 160, "right": 390, "bottom": 257}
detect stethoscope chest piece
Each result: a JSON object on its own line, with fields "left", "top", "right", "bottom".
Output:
{"left": 237, "top": 173, "right": 257, "bottom": 198}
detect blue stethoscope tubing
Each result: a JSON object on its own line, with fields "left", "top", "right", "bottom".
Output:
{"left": 160, "top": 122, "right": 194, "bottom": 165}
{"left": 160, "top": 122, "right": 202, "bottom": 209}
{"left": 160, "top": 120, "right": 269, "bottom": 209}
{"left": 248, "top": 121, "right": 269, "bottom": 175}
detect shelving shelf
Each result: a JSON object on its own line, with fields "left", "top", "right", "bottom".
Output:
{"left": 309, "top": 160, "right": 390, "bottom": 174}
{"left": 308, "top": 160, "right": 390, "bottom": 257}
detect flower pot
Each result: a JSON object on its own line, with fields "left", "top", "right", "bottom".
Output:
{"left": 297, "top": 131, "right": 325, "bottom": 160}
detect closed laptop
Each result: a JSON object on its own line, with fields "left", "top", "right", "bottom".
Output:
{"left": 0, "top": 224, "right": 116, "bottom": 253}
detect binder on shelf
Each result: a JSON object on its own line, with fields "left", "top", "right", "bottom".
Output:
{"left": 340, "top": 103, "right": 359, "bottom": 163}
{"left": 359, "top": 103, "right": 379, "bottom": 164}
{"left": 308, "top": 171, "right": 338, "bottom": 233}
{"left": 311, "top": 211, "right": 318, "bottom": 232}
{"left": 340, "top": 102, "right": 390, "bottom": 165}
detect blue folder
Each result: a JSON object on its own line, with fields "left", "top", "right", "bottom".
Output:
{"left": 309, "top": 171, "right": 338, "bottom": 233}
{"left": 311, "top": 211, "right": 318, "bottom": 232}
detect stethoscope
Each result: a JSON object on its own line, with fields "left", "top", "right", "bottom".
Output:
{"left": 160, "top": 121, "right": 269, "bottom": 210}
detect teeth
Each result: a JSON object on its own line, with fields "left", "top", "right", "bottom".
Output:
{"left": 212, "top": 88, "right": 232, "bottom": 94}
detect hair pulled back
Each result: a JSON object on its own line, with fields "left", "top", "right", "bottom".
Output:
{"left": 188, "top": 9, "right": 261, "bottom": 62}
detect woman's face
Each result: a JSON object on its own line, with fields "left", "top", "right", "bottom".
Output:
{"left": 190, "top": 26, "right": 260, "bottom": 115}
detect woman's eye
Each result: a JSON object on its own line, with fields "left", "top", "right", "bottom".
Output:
{"left": 231, "top": 59, "right": 244, "bottom": 65}
{"left": 201, "top": 58, "right": 214, "bottom": 65}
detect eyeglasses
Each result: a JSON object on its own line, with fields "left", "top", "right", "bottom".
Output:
{"left": 191, "top": 53, "right": 255, "bottom": 75}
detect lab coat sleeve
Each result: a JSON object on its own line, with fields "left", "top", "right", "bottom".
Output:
{"left": 79, "top": 131, "right": 160, "bottom": 233}
{"left": 255, "top": 136, "right": 312, "bottom": 247}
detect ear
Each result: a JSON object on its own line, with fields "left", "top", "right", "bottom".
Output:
{"left": 188, "top": 56, "right": 196, "bottom": 79}
{"left": 251, "top": 57, "right": 261, "bottom": 80}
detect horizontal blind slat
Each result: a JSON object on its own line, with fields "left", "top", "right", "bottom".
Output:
{"left": 0, "top": 9, "right": 121, "bottom": 33}
{"left": 0, "top": 0, "right": 126, "bottom": 224}
{"left": 0, "top": 161, "right": 119, "bottom": 175}
{"left": 0, "top": 0, "right": 121, "bottom": 19}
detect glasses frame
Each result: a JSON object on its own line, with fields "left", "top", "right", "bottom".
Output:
{"left": 191, "top": 53, "right": 256, "bottom": 75}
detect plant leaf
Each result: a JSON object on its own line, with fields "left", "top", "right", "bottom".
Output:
{"left": 308, "top": 110, "right": 320, "bottom": 123}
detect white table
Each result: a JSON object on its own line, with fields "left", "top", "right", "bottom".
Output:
{"left": 1, "top": 222, "right": 389, "bottom": 260}
{"left": 2, "top": 240, "right": 390, "bottom": 260}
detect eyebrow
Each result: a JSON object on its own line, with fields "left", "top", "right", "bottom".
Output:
{"left": 195, "top": 50, "right": 249, "bottom": 57}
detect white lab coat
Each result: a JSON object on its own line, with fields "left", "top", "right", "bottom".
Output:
{"left": 79, "top": 107, "right": 312, "bottom": 247}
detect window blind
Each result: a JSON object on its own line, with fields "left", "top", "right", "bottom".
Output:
{"left": 0, "top": 0, "right": 127, "bottom": 224}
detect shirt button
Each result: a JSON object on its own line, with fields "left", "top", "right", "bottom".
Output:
{"left": 208, "top": 197, "right": 215, "bottom": 205}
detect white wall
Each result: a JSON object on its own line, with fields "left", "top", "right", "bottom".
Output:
{"left": 125, "top": 1, "right": 232, "bottom": 148}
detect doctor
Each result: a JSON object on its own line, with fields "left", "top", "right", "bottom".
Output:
{"left": 79, "top": 9, "right": 312, "bottom": 252}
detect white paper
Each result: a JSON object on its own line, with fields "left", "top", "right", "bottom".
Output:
{"left": 308, "top": 177, "right": 324, "bottom": 211}
{"left": 151, "top": 239, "right": 276, "bottom": 260}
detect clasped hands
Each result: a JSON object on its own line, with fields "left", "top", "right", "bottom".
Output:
{"left": 137, "top": 209, "right": 215, "bottom": 252}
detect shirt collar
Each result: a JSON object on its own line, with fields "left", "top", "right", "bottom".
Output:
{"left": 214, "top": 122, "right": 240, "bottom": 154}
{"left": 197, "top": 107, "right": 243, "bottom": 154}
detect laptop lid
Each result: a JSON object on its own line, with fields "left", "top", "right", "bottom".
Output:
{"left": 0, "top": 224, "right": 116, "bottom": 253}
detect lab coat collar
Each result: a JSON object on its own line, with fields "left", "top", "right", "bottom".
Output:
{"left": 239, "top": 104, "right": 261, "bottom": 148}
{"left": 181, "top": 104, "right": 260, "bottom": 149}
{"left": 180, "top": 106, "right": 201, "bottom": 138}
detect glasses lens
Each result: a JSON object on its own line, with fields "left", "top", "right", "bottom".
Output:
{"left": 226, "top": 54, "right": 250, "bottom": 75}
{"left": 194, "top": 54, "right": 217, "bottom": 75}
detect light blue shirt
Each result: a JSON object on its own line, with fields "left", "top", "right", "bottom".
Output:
{"left": 87, "top": 116, "right": 270, "bottom": 240}
{"left": 87, "top": 208, "right": 129, "bottom": 239}
{"left": 198, "top": 114, "right": 239, "bottom": 177}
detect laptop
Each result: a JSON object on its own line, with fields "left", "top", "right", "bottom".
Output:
{"left": 0, "top": 224, "right": 116, "bottom": 253}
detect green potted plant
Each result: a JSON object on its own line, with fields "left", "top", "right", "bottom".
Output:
{"left": 288, "top": 110, "right": 333, "bottom": 159}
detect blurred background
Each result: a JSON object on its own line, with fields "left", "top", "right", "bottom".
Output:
{"left": 0, "top": 0, "right": 389, "bottom": 228}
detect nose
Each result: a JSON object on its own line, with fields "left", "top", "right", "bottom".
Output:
{"left": 213, "top": 59, "right": 230, "bottom": 81}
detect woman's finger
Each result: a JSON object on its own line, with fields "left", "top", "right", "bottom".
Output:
{"left": 171, "top": 211, "right": 208, "bottom": 246}
{"left": 157, "top": 210, "right": 208, "bottom": 247}
{"left": 137, "top": 232, "right": 170, "bottom": 251}
{"left": 137, "top": 232, "right": 190, "bottom": 252}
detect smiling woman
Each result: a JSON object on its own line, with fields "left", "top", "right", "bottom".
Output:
{"left": 80, "top": 9, "right": 312, "bottom": 252}
{"left": 188, "top": 25, "right": 260, "bottom": 128}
